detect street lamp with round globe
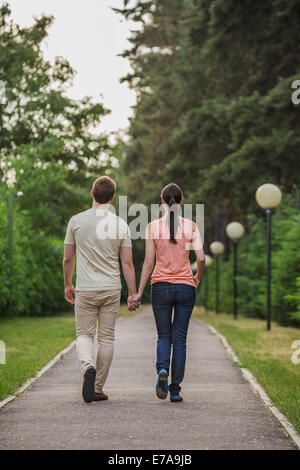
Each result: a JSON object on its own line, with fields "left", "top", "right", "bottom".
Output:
{"left": 255, "top": 183, "right": 282, "bottom": 330}
{"left": 255, "top": 184, "right": 282, "bottom": 209}
{"left": 205, "top": 254, "right": 213, "bottom": 267}
{"left": 203, "top": 254, "right": 213, "bottom": 309}
{"left": 226, "top": 222, "right": 245, "bottom": 319}
{"left": 190, "top": 261, "right": 197, "bottom": 273}
{"left": 7, "top": 190, "right": 24, "bottom": 314}
{"left": 209, "top": 241, "right": 224, "bottom": 314}
{"left": 226, "top": 222, "right": 245, "bottom": 241}
{"left": 210, "top": 241, "right": 224, "bottom": 256}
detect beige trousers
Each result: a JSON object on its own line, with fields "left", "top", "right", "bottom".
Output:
{"left": 75, "top": 290, "right": 121, "bottom": 393}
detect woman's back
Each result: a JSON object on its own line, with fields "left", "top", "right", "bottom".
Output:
{"left": 149, "top": 216, "right": 196, "bottom": 287}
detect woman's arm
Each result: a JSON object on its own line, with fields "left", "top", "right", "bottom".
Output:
{"left": 193, "top": 248, "right": 206, "bottom": 286}
{"left": 192, "top": 223, "right": 206, "bottom": 286}
{"left": 120, "top": 246, "right": 139, "bottom": 311}
{"left": 136, "top": 225, "right": 156, "bottom": 301}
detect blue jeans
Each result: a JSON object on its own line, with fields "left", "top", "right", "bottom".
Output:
{"left": 151, "top": 282, "right": 196, "bottom": 395}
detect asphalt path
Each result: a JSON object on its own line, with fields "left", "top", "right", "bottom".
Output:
{"left": 0, "top": 306, "right": 296, "bottom": 450}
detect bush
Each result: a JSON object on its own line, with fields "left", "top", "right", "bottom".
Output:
{"left": 0, "top": 201, "right": 64, "bottom": 317}
{"left": 273, "top": 212, "right": 300, "bottom": 326}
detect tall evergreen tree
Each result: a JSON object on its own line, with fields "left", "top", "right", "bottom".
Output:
{"left": 115, "top": 0, "right": 300, "bottom": 237}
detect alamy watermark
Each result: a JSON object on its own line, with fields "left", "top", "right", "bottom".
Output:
{"left": 94, "top": 197, "right": 204, "bottom": 249}
{"left": 0, "top": 340, "right": 6, "bottom": 365}
{"left": 0, "top": 80, "right": 6, "bottom": 105}
{"left": 291, "top": 340, "right": 300, "bottom": 365}
{"left": 291, "top": 80, "right": 300, "bottom": 105}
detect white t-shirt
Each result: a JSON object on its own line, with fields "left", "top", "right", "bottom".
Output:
{"left": 64, "top": 208, "right": 131, "bottom": 291}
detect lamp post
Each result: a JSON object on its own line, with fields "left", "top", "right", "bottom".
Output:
{"left": 226, "top": 222, "right": 245, "bottom": 319}
{"left": 210, "top": 241, "right": 224, "bottom": 314}
{"left": 255, "top": 183, "right": 282, "bottom": 330}
{"left": 204, "top": 254, "right": 213, "bottom": 309}
{"left": 7, "top": 190, "right": 23, "bottom": 288}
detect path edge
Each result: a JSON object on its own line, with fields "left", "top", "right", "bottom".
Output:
{"left": 0, "top": 307, "right": 144, "bottom": 411}
{"left": 0, "top": 340, "right": 76, "bottom": 410}
{"left": 197, "top": 319, "right": 300, "bottom": 450}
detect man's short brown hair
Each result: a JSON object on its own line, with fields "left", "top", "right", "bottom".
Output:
{"left": 92, "top": 176, "right": 116, "bottom": 203}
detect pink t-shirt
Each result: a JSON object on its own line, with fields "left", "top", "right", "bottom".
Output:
{"left": 149, "top": 217, "right": 202, "bottom": 288}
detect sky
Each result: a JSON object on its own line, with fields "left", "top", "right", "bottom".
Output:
{"left": 6, "top": 0, "right": 137, "bottom": 138}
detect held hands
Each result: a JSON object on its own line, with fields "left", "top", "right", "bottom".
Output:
{"left": 127, "top": 293, "right": 142, "bottom": 311}
{"left": 65, "top": 284, "right": 75, "bottom": 304}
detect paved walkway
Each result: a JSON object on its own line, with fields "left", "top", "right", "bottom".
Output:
{"left": 0, "top": 307, "right": 296, "bottom": 450}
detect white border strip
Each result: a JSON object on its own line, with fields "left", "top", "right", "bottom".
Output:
{"left": 206, "top": 323, "right": 300, "bottom": 450}
{"left": 0, "top": 308, "right": 142, "bottom": 410}
{"left": 0, "top": 340, "right": 75, "bottom": 410}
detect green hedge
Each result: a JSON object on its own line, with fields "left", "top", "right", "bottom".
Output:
{"left": 0, "top": 201, "right": 64, "bottom": 316}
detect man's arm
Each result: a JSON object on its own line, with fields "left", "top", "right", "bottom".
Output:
{"left": 63, "top": 244, "right": 76, "bottom": 304}
{"left": 119, "top": 246, "right": 137, "bottom": 309}
{"left": 120, "top": 246, "right": 136, "bottom": 296}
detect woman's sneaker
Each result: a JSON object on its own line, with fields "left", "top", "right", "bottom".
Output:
{"left": 82, "top": 366, "right": 96, "bottom": 403}
{"left": 156, "top": 369, "right": 169, "bottom": 399}
{"left": 170, "top": 394, "right": 183, "bottom": 402}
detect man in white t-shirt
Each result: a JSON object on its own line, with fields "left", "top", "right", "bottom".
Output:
{"left": 63, "top": 176, "right": 138, "bottom": 403}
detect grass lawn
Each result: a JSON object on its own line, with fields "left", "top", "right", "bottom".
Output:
{"left": 194, "top": 307, "right": 300, "bottom": 433}
{"left": 0, "top": 304, "right": 139, "bottom": 401}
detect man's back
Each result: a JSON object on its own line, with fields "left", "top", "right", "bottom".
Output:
{"left": 64, "top": 208, "right": 131, "bottom": 291}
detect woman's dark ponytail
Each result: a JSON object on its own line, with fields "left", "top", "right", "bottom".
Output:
{"left": 169, "top": 196, "right": 177, "bottom": 244}
{"left": 161, "top": 183, "right": 183, "bottom": 244}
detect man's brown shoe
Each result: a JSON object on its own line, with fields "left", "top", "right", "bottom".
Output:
{"left": 93, "top": 392, "right": 108, "bottom": 401}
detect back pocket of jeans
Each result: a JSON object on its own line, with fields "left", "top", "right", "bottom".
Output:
{"left": 151, "top": 286, "right": 168, "bottom": 305}
{"left": 177, "top": 286, "right": 196, "bottom": 305}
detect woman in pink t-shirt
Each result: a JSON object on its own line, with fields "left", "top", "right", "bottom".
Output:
{"left": 135, "top": 183, "right": 206, "bottom": 402}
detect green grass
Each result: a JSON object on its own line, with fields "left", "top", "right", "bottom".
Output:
{"left": 0, "top": 305, "right": 141, "bottom": 401}
{"left": 0, "top": 312, "right": 76, "bottom": 401}
{"left": 194, "top": 308, "right": 300, "bottom": 433}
